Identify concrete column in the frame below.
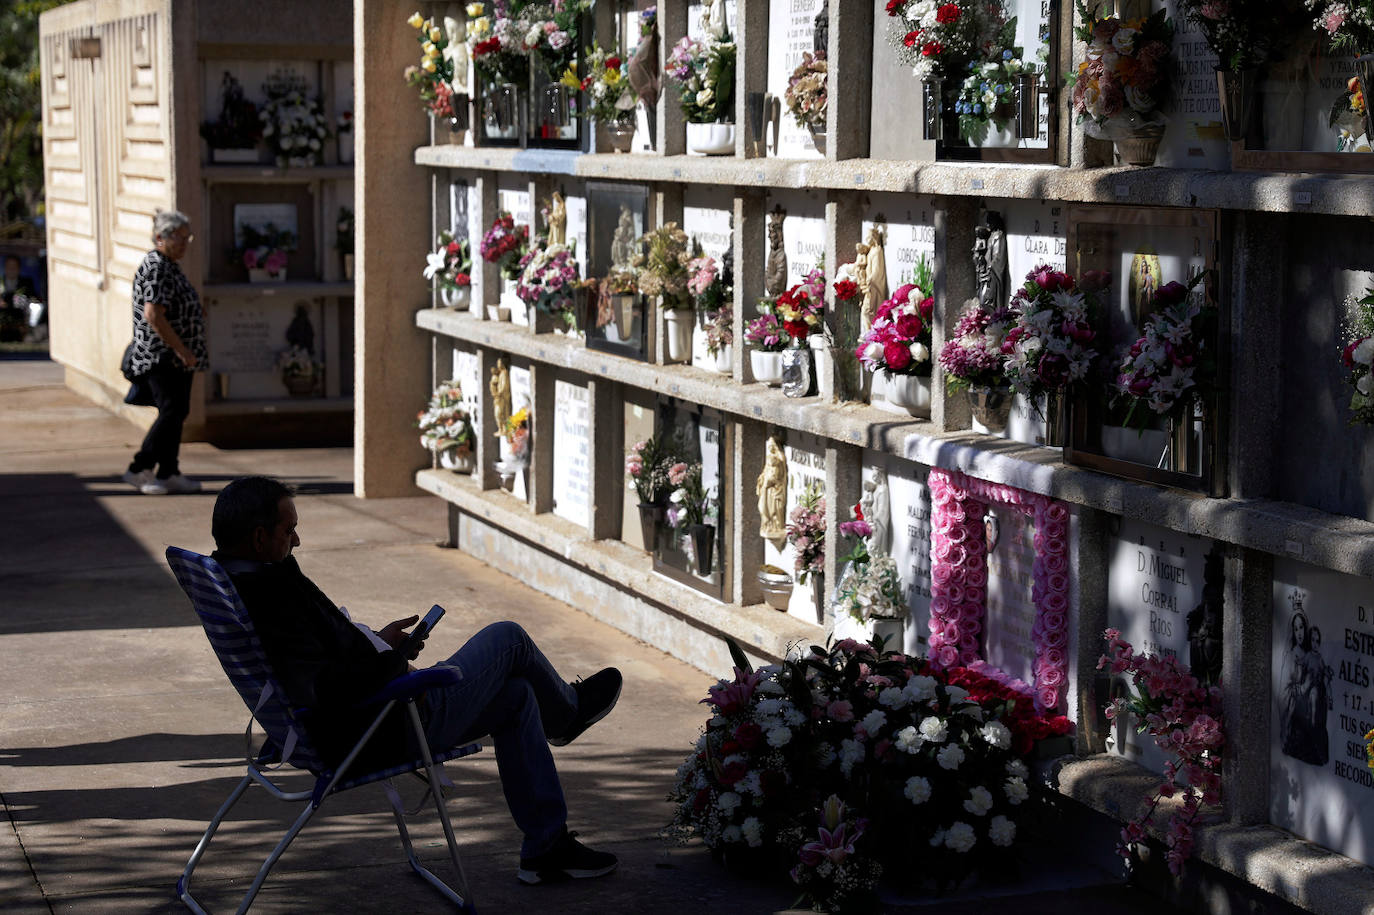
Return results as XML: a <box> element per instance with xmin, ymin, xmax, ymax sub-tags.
<box><xmin>1222</xmin><ymin>546</ymin><xmax>1272</xmax><ymax>826</ymax></box>
<box><xmin>356</xmin><ymin>0</ymin><xmax>435</xmax><ymax>496</ymax></box>
<box><xmin>826</xmin><ymin>0</ymin><xmax>872</xmax><ymax>161</ymax></box>
<box><xmin>1073</xmin><ymin>505</ymin><xmax>1112</xmax><ymax>754</ymax></box>
<box><xmin>1068</xmin><ymin>1</ymin><xmax>1112</xmax><ymax>168</ymax></box>
<box><xmin>474</xmin><ymin>172</ymin><xmax>500</xmax><ymax>317</ymax></box>
<box><xmin>735</xmin><ymin>189</ymin><xmax>766</xmax><ymax>382</ymax></box>
<box><xmin>476</xmin><ymin>346</ymin><xmax>500</xmax><ymax>491</ymax></box>
<box><xmin>529</xmin><ymin>361</ymin><xmax>556</xmax><ymax>513</ymax></box>
<box><xmin>931</xmin><ymin>196</ymin><xmax>977</xmax><ymax>432</ymax></box>
<box><xmin>825</xmin><ymin>191</ymin><xmax>864</xmax><ymax>403</ymax></box>
<box><xmin>656</xmin><ymin>1</ymin><xmax>687</xmax><ymax>156</ymax></box>
<box><xmin>1226</xmin><ymin>211</ymin><xmax>1284</xmax><ymax>500</ymax></box>
<box><xmin>823</xmin><ymin>441</ymin><xmax>863</xmax><ymax>628</ymax></box>
<box><xmin>735</xmin><ymin>0</ymin><xmax>768</xmax><ymax>158</ymax></box>
<box><xmin>587</xmin><ymin>377</ymin><xmax>621</xmax><ymax>540</ymax></box>
<box><xmin>733</xmin><ymin>419</ymin><xmax>768</xmax><ymax>606</ymax></box>
<box><xmin>652</xmin><ymin>183</ymin><xmax>685</xmax><ymax>365</ymax></box>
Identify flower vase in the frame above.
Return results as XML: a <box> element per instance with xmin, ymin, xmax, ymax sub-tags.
<box><xmin>283</xmin><ymin>373</ymin><xmax>315</xmax><ymax>397</ymax></box>
<box><xmin>1215</xmin><ymin>68</ymin><xmax>1258</xmax><ymax>142</ymax></box>
<box><xmin>440</xmin><ymin>285</ymin><xmax>471</xmax><ymax>309</ymax></box>
<box><xmin>486</xmin><ymin>304</ymin><xmax>511</xmax><ymax>322</ymax></box>
<box><xmin>248</xmin><ymin>267</ymin><xmax>287</xmax><ymax>283</ymax></box>
<box><xmin>1115</xmin><ymin>125</ymin><xmax>1165</xmax><ymax>167</ymax></box>
<box><xmin>1042</xmin><ymin>391</ymin><xmax>1067</xmax><ymax>448</ymax></box>
<box><xmin>968</xmin><ymin>384</ymin><xmax>1012</xmax><ymax>434</ymax></box>
<box><xmin>438</xmin><ymin>447</ymin><xmax>474</xmax><ymax>474</ymax></box>
<box><xmin>885</xmin><ymin>373</ymin><xmax>932</xmax><ymax>416</ymax></box>
<box><xmin>483</xmin><ymin>81</ymin><xmax>522</xmax><ymax>142</ymax></box>
<box><xmin>757</xmin><ymin>567</ymin><xmax>793</xmax><ymax>611</ymax></box>
<box><xmin>708</xmin><ymin>344</ymin><xmax>733</xmax><ymax>374</ymax></box>
<box><xmin>807</xmin><ymin>125</ymin><xmax>827</xmax><ymax>155</ymax></box>
<box><xmin>1356</xmin><ymin>54</ymin><xmax>1374</xmax><ymax>143</ymax></box>
<box><xmin>663</xmin><ymin>308</ymin><xmax>694</xmax><ymax>362</ymax></box>
<box><xmin>604</xmin><ymin>121</ymin><xmax>636</xmax><ymax>153</ymax></box>
<box><xmin>921</xmin><ymin>78</ymin><xmax>943</xmax><ymax>141</ymax></box>
<box><xmin>689</xmin><ymin>523</ymin><xmax>716</xmax><ymax>575</ymax></box>
<box><xmin>342</xmin><ymin>254</ymin><xmax>354</xmax><ymax>281</ymax></box>
<box><xmin>537</xmin><ymin>83</ymin><xmax>572</xmax><ymax>137</ymax></box>
<box><xmin>810</xmin><ymin>572</ymin><xmax>826</xmax><ymax>624</ymax></box>
<box><xmin>686</xmin><ymin>121</ymin><xmax>736</xmax><ymax>155</ymax></box>
<box><xmin>613</xmin><ymin>294</ymin><xmax>637</xmax><ymax>339</ymax></box>
<box><xmin>637</xmin><ymin>501</ymin><xmax>663</xmax><ymax>552</ymax></box>
<box><xmin>780</xmin><ymin>343</ymin><xmax>814</xmax><ymax>398</ymax></box>
<box><xmin>750</xmin><ymin>349</ymin><xmax>785</xmax><ymax>386</ymax></box>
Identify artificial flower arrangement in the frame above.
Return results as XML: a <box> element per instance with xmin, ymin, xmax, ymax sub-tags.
<box><xmin>784</xmin><ymin>51</ymin><xmax>828</xmax><ymax>132</ymax></box>
<box><xmin>259</xmin><ymin>69</ymin><xmax>330</xmax><ymax>168</ymax></box>
<box><xmin>423</xmin><ymin>230</ymin><xmax>473</xmax><ymax>291</ymax></box>
<box><xmin>667</xmin><ymin>637</ymin><xmax>1075</xmax><ymax>912</ymax></box>
<box><xmin>664</xmin><ymin>33</ymin><xmax>737</xmax><ymax>123</ymax></box>
<box><xmin>335</xmin><ymin>207</ymin><xmax>354</xmax><ymax>259</ymax></box>
<box><xmin>1176</xmin><ymin>0</ymin><xmax>1282</xmax><ymax>72</ymax></box>
<box><xmin>1340</xmin><ymin>286</ymin><xmax>1374</xmax><ymax>424</ymax></box>
<box><xmin>524</xmin><ymin>0</ymin><xmax>592</xmax><ymax>81</ymax></box>
<box><xmin>574</xmin><ymin>42</ymin><xmax>638</xmax><ymax>127</ymax></box>
<box><xmin>515</xmin><ymin>238</ymin><xmax>581</xmax><ymax>319</ymax></box>
<box><xmin>688</xmin><ymin>252</ymin><xmax>733</xmax><ymax>356</ymax></box>
<box><xmin>200</xmin><ymin>72</ymin><xmax>262</xmax><ymax>152</ymax></box>
<box><xmin>937</xmin><ymin>297</ymin><xmax>1013</xmax><ymax>391</ymax></box>
<box><xmin>886</xmin><ymin>0</ymin><xmax>1006</xmax><ymax>82</ymax></box>
<box><xmin>665</xmin><ymin>460</ymin><xmax>718</xmax><ymax>530</ymax></box>
<box><xmin>502</xmin><ymin>405</ymin><xmax>531</xmax><ymax>461</ymax></box>
<box><xmin>1307</xmin><ymin>0</ymin><xmax>1374</xmax><ymax>55</ymax></box>
<box><xmin>1099</xmin><ymin>630</ymin><xmax>1224</xmax><ymax>877</ymax></box>
<box><xmin>1330</xmin><ymin>76</ymin><xmax>1372</xmax><ymax>151</ymax></box>
<box><xmin>775</xmin><ymin>267</ymin><xmax>827</xmax><ymax>344</ymax></box>
<box><xmin>1068</xmin><ymin>1</ymin><xmax>1174</xmax><ymax>140</ymax></box>
<box><xmin>336</xmin><ymin>110</ymin><xmax>353</xmax><ymax>135</ymax></box>
<box><xmin>405</xmin><ymin>9</ymin><xmax>464</xmax><ymax>118</ymax></box>
<box><xmin>1000</xmin><ymin>266</ymin><xmax>1110</xmax><ymax>403</ymax></box>
<box><xmin>855</xmin><ymin>267</ymin><xmax>936</xmax><ymax>379</ymax></box>
<box><xmin>955</xmin><ymin>44</ymin><xmax>1038</xmax><ymax>144</ymax></box>
<box><xmin>416</xmin><ymin>378</ymin><xmax>475</xmax><ymax>460</ymax></box>
<box><xmin>596</xmin><ymin>266</ymin><xmax>640</xmax><ymax>329</ymax></box>
<box><xmin>833</xmin><ymin>515</ymin><xmax>907</xmax><ymax>625</ymax></box>
<box><xmin>704</xmin><ymin>304</ymin><xmax>734</xmax><ymax>358</ymax></box>
<box><xmin>745</xmin><ymin>303</ymin><xmax>789</xmax><ymax>353</ymax></box>
<box><xmin>785</xmin><ymin>481</ymin><xmax>826</xmax><ymax>585</ymax></box>
<box><xmin>235</xmin><ymin>223</ymin><xmax>297</xmax><ymax>279</ymax></box>
<box><xmin>465</xmin><ymin>1</ymin><xmax>534</xmax><ymax>87</ymax></box>
<box><xmin>634</xmin><ymin>223</ymin><xmax>693</xmax><ymax>310</ymax></box>
<box><xmin>480</xmin><ymin>211</ymin><xmax>531</xmax><ymax>280</ymax></box>
<box><xmin>1112</xmin><ymin>272</ymin><xmax>1215</xmax><ymax>427</ymax></box>
<box><xmin>625</xmin><ymin>434</ymin><xmax>678</xmax><ymax>505</ymax></box>
<box><xmin>277</xmin><ymin>344</ymin><xmax>321</xmax><ymax>381</ymax></box>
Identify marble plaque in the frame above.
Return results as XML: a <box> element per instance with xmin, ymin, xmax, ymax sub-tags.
<box><xmin>1155</xmin><ymin>4</ymin><xmax>1228</xmax><ymax>170</ymax></box>
<box><xmin>451</xmin><ymin>349</ymin><xmax>482</xmax><ymax>424</ymax></box>
<box><xmin>1271</xmin><ymin>560</ymin><xmax>1374</xmax><ymax>866</ymax></box>
<box><xmin>766</xmin><ymin>0</ymin><xmax>825</xmax><ymax>159</ymax></box>
<box><xmin>449</xmin><ymin>180</ymin><xmax>469</xmax><ymax>239</ymax></box>
<box><xmin>1105</xmin><ymin>518</ymin><xmax>1215</xmax><ymax>773</ymax></box>
<box><xmin>209</xmin><ymin>299</ymin><xmax>326</xmax><ymax>400</ymax></box>
<box><xmin>998</xmin><ymin>199</ymin><xmax>1069</xmax><ymax>444</ymax></box>
<box><xmin>764</xmin><ymin>189</ymin><xmax>826</xmax><ymax>289</ymax></box>
<box><xmin>497</xmin><ymin>188</ymin><xmax>533</xmax><ymax>321</ymax></box>
<box><xmin>684</xmin><ymin>198</ymin><xmax>733</xmax><ymax>368</ymax></box>
<box><xmin>566</xmin><ymin>193</ymin><xmax>588</xmax><ymax>279</ymax></box>
<box><xmin>552</xmin><ymin>380</ymin><xmax>591</xmax><ymax>527</ymax></box>
<box><xmin>761</xmin><ymin>431</ymin><xmax>825</xmax><ymax>624</ymax></box>
<box><xmin>984</xmin><ymin>505</ymin><xmax>1039</xmax><ymax>688</ymax></box>
<box><xmin>510</xmin><ymin>364</ymin><xmax>531</xmax><ymax>414</ymax></box>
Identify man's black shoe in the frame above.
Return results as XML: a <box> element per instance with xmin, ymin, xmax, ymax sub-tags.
<box><xmin>516</xmin><ymin>829</ymin><xmax>618</xmax><ymax>884</ymax></box>
<box><xmin>548</xmin><ymin>667</ymin><xmax>622</xmax><ymax>747</ymax></box>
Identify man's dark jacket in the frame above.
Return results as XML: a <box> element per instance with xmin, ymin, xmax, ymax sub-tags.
<box><xmin>221</xmin><ymin>555</ymin><xmax>412</xmax><ymax>771</ymax></box>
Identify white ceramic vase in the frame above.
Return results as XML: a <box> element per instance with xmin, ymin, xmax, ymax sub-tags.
<box><xmin>750</xmin><ymin>349</ymin><xmax>784</xmax><ymax>386</ymax></box>
<box><xmin>664</xmin><ymin>308</ymin><xmax>693</xmax><ymax>362</ymax></box>
<box><xmin>686</xmin><ymin>121</ymin><xmax>736</xmax><ymax>156</ymax></box>
<box><xmin>885</xmin><ymin>373</ymin><xmax>932</xmax><ymax>416</ymax></box>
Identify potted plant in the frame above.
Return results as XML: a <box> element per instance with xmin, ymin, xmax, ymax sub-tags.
<box><xmin>664</xmin><ymin>459</ymin><xmax>718</xmax><ymax>575</ymax></box>
<box><xmin>236</xmin><ymin>223</ymin><xmax>297</xmax><ymax>283</ymax></box>
<box><xmin>200</xmin><ymin>72</ymin><xmax>262</xmax><ymax>162</ymax></box>
<box><xmin>665</xmin><ymin>31</ymin><xmax>737</xmax><ymax>155</ymax></box>
<box><xmin>855</xmin><ymin>279</ymin><xmax>935</xmax><ymax>416</ymax></box>
<box><xmin>1171</xmin><ymin>0</ymin><xmax>1281</xmax><ymax>141</ymax></box>
<box><xmin>745</xmin><ymin>305</ymin><xmax>789</xmax><ymax>385</ymax></box>
<box><xmin>1067</xmin><ymin>1</ymin><xmax>1174</xmax><ymax>166</ymax></box>
<box><xmin>405</xmin><ymin>9</ymin><xmax>469</xmax><ymax>133</ymax></box>
<box><xmin>335</xmin><ymin>207</ymin><xmax>354</xmax><ymax>281</ymax></box>
<box><xmin>259</xmin><ymin>69</ymin><xmax>330</xmax><ymax>169</ymax></box>
<box><xmin>578</xmin><ymin>42</ymin><xmax>639</xmax><ymax>152</ymax></box>
<box><xmin>784</xmin><ymin>51</ymin><xmax>828</xmax><ymax>153</ymax></box>
<box><xmin>465</xmin><ymin>2</ymin><xmax>533</xmax><ymax>143</ymax></box>
<box><xmin>634</xmin><ymin>223</ymin><xmax>694</xmax><ymax>361</ymax></box>
<box><xmin>417</xmin><ymin>378</ymin><xmax>475</xmax><ymax>473</ymax></box>
<box><xmin>277</xmin><ymin>345</ymin><xmax>321</xmax><ymax>397</ymax></box>
<box><xmin>938</xmin><ymin>297</ymin><xmax>1014</xmax><ymax>434</ymax></box>
<box><xmin>424</xmin><ymin>230</ymin><xmax>473</xmax><ymax>309</ymax></box>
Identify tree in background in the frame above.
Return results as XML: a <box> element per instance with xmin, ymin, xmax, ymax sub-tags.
<box><xmin>0</xmin><ymin>1</ymin><xmax>74</xmax><ymax>223</ymax></box>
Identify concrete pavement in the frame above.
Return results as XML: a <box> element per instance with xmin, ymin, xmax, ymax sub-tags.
<box><xmin>0</xmin><ymin>357</ymin><xmax>1175</xmax><ymax>914</ymax></box>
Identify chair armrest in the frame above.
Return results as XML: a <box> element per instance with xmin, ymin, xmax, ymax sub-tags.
<box><xmin>356</xmin><ymin>667</ymin><xmax>461</xmax><ymax>708</ymax></box>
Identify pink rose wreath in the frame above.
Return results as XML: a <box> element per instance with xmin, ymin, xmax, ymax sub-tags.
<box><xmin>927</xmin><ymin>467</ymin><xmax>1072</xmax><ymax>713</ymax></box>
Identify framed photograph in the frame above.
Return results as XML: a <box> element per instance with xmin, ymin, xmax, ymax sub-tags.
<box><xmin>585</xmin><ymin>181</ymin><xmax>651</xmax><ymax>360</ymax></box>
<box><xmin>527</xmin><ymin>64</ymin><xmax>584</xmax><ymax>150</ymax></box>
<box><xmin>1063</xmin><ymin>205</ymin><xmax>1224</xmax><ymax>494</ymax></box>
<box><xmin>652</xmin><ymin>398</ymin><xmax>730</xmax><ymax>602</ymax></box>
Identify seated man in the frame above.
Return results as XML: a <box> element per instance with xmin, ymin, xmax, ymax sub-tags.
<box><xmin>210</xmin><ymin>476</ymin><xmax>621</xmax><ymax>885</ymax></box>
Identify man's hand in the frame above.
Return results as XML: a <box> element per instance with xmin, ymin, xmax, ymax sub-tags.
<box><xmin>377</xmin><ymin>615</ymin><xmax>425</xmax><ymax>660</ymax></box>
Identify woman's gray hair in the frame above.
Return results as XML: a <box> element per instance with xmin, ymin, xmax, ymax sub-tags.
<box><xmin>152</xmin><ymin>208</ymin><xmax>191</xmax><ymax>240</ymax></box>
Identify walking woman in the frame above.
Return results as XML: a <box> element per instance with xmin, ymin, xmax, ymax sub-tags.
<box><xmin>122</xmin><ymin>209</ymin><xmax>207</xmax><ymax>495</ymax></box>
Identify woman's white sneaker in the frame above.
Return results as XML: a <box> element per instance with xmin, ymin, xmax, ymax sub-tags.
<box><xmin>159</xmin><ymin>474</ymin><xmax>202</xmax><ymax>494</ymax></box>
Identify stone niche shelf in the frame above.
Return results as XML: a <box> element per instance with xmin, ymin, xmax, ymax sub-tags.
<box><xmin>415</xmin><ymin>467</ymin><xmax>822</xmax><ymax>669</ymax></box>
<box><xmin>417</xmin><ymin>308</ymin><xmax>1374</xmax><ymax>580</ymax></box>
<box><xmin>414</xmin><ymin>146</ymin><xmax>1374</xmax><ymax>219</ymax></box>
<box><xmin>1056</xmin><ymin>755</ymin><xmax>1374</xmax><ymax>915</ymax></box>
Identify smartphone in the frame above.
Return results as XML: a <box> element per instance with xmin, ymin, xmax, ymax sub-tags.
<box><xmin>401</xmin><ymin>604</ymin><xmax>445</xmax><ymax>654</ymax></box>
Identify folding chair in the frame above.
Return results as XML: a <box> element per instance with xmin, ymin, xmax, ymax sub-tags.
<box><xmin>166</xmin><ymin>546</ymin><xmax>482</xmax><ymax>914</ymax></box>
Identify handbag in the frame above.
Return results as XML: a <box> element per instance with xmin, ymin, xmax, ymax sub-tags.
<box><xmin>120</xmin><ymin>341</ymin><xmax>139</xmax><ymax>382</ymax></box>
<box><xmin>120</xmin><ymin>342</ymin><xmax>156</xmax><ymax>406</ymax></box>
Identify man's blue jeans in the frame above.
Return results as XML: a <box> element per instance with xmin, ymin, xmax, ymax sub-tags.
<box><xmin>420</xmin><ymin>621</ymin><xmax>577</xmax><ymax>857</ymax></box>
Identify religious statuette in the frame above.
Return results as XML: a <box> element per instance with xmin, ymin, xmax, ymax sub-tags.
<box><xmin>547</xmin><ymin>191</ymin><xmax>567</xmax><ymax>247</ymax></box>
<box><xmin>765</xmin><ymin>206</ymin><xmax>788</xmax><ymax>297</ymax></box>
<box><xmin>861</xmin><ymin>226</ymin><xmax>889</xmax><ymax>331</ymax></box>
<box><xmin>860</xmin><ymin>469</ymin><xmax>891</xmax><ymax>558</ymax></box>
<box><xmin>489</xmin><ymin>358</ymin><xmax>511</xmax><ymax>434</ymax></box>
<box><xmin>757</xmin><ymin>435</ymin><xmax>788</xmax><ymax>540</ymax></box>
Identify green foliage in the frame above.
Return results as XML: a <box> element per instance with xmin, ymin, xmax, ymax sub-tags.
<box><xmin>1</xmin><ymin>1</ymin><xmax>75</xmax><ymax>222</ymax></box>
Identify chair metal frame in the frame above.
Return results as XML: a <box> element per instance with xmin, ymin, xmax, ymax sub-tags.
<box><xmin>166</xmin><ymin>546</ymin><xmax>482</xmax><ymax>914</ymax></box>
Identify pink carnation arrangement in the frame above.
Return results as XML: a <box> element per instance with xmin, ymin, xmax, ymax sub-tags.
<box><xmin>1001</xmin><ymin>266</ymin><xmax>1110</xmax><ymax>401</ymax></box>
<box><xmin>938</xmin><ymin>299</ymin><xmax>1013</xmax><ymax>390</ymax></box>
<box><xmin>745</xmin><ymin>308</ymin><xmax>788</xmax><ymax>353</ymax></box>
<box><xmin>855</xmin><ymin>282</ymin><xmax>935</xmax><ymax>378</ymax></box>
<box><xmin>785</xmin><ymin>483</ymin><xmax>826</xmax><ymax>584</ymax></box>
